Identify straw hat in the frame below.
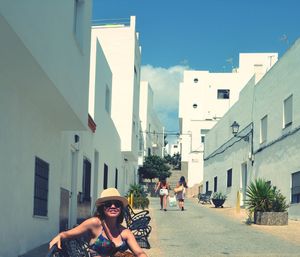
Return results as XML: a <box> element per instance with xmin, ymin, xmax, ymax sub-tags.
<box><xmin>95</xmin><ymin>188</ymin><xmax>128</xmax><ymax>207</ymax></box>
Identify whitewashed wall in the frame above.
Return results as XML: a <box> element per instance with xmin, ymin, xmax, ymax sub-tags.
<box><xmin>139</xmin><ymin>81</ymin><xmax>164</xmax><ymax>163</ymax></box>
<box><xmin>204</xmin><ymin>39</ymin><xmax>300</xmax><ymax>219</ymax></box>
<box><xmin>179</xmin><ymin>53</ymin><xmax>277</xmax><ymax>187</ymax></box>
<box><xmin>0</xmin><ymin>1</ymin><xmax>92</xmax><ymax>256</ymax></box>
<box><xmin>92</xmin><ymin>16</ymin><xmax>141</xmax><ymax>161</ymax></box>
<box><xmin>0</xmin><ymin>0</ymin><xmax>91</xmax><ymax>127</ymax></box>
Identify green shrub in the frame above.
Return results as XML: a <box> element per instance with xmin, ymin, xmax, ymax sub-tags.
<box><xmin>127</xmin><ymin>184</ymin><xmax>149</xmax><ymax>209</ymax></box>
<box><xmin>246</xmin><ymin>178</ymin><xmax>288</xmax><ymax>213</ymax></box>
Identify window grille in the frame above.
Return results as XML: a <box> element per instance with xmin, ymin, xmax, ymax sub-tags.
<box><xmin>227</xmin><ymin>169</ymin><xmax>232</xmax><ymax>187</ymax></box>
<box><xmin>33</xmin><ymin>157</ymin><xmax>49</xmax><ymax>216</ymax></box>
<box><xmin>115</xmin><ymin>169</ymin><xmax>118</xmax><ymax>188</ymax></box>
<box><xmin>82</xmin><ymin>159</ymin><xmax>91</xmax><ymax>201</ymax></box>
<box><xmin>214</xmin><ymin>176</ymin><xmax>218</xmax><ymax>192</ymax></box>
<box><xmin>103</xmin><ymin>164</ymin><xmax>108</xmax><ymax>189</ymax></box>
<box><xmin>292</xmin><ymin>171</ymin><xmax>300</xmax><ymax>203</ymax></box>
<box><xmin>283</xmin><ymin>94</ymin><xmax>293</xmax><ymax>128</ymax></box>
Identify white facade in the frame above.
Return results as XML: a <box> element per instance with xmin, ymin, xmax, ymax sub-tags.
<box><xmin>203</xmin><ymin>39</ymin><xmax>300</xmax><ymax>220</ymax></box>
<box><xmin>0</xmin><ymin>1</ymin><xmax>92</xmax><ymax>256</ymax></box>
<box><xmin>91</xmin><ymin>16</ymin><xmax>141</xmax><ymax>184</ymax></box>
<box><xmin>88</xmin><ymin>27</ymin><xmax>126</xmax><ymax>195</ymax></box>
<box><xmin>168</xmin><ymin>143</ymin><xmax>181</xmax><ymax>157</ymax></box>
<box><xmin>139</xmin><ymin>81</ymin><xmax>164</xmax><ymax>166</ymax></box>
<box><xmin>179</xmin><ymin>53</ymin><xmax>278</xmax><ymax>187</ymax></box>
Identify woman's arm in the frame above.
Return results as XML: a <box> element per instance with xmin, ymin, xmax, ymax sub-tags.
<box><xmin>123</xmin><ymin>229</ymin><xmax>148</xmax><ymax>257</ymax></box>
<box><xmin>155</xmin><ymin>182</ymin><xmax>160</xmax><ymax>192</ymax></box>
<box><xmin>49</xmin><ymin>217</ymin><xmax>98</xmax><ymax>249</ymax></box>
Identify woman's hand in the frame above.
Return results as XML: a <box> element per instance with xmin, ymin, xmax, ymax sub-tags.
<box><xmin>49</xmin><ymin>233</ymin><xmax>64</xmax><ymax>250</ymax></box>
<box><xmin>123</xmin><ymin>229</ymin><xmax>148</xmax><ymax>257</ymax></box>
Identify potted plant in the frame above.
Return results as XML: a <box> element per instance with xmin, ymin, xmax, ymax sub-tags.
<box><xmin>211</xmin><ymin>192</ymin><xmax>227</xmax><ymax>208</ymax></box>
<box><xmin>245</xmin><ymin>178</ymin><xmax>289</xmax><ymax>225</ymax></box>
<box><xmin>127</xmin><ymin>184</ymin><xmax>150</xmax><ymax>209</ymax></box>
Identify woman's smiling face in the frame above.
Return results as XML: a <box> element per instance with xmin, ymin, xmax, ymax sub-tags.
<box><xmin>103</xmin><ymin>200</ymin><xmax>122</xmax><ymax>217</ymax></box>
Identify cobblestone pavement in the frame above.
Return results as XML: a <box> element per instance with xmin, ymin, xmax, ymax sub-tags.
<box><xmin>145</xmin><ymin>197</ymin><xmax>300</xmax><ymax>257</ymax></box>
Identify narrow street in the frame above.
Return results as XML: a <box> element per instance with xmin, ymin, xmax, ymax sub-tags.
<box><xmin>146</xmin><ymin>197</ymin><xmax>300</xmax><ymax>257</ymax></box>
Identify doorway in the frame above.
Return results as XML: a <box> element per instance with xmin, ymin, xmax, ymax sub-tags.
<box><xmin>59</xmin><ymin>188</ymin><xmax>70</xmax><ymax>232</ymax></box>
<box><xmin>240</xmin><ymin>162</ymin><xmax>248</xmax><ymax>206</ymax></box>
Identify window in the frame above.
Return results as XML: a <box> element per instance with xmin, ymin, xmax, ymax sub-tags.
<box><xmin>217</xmin><ymin>89</ymin><xmax>230</xmax><ymax>99</ymax></box>
<box><xmin>283</xmin><ymin>95</ymin><xmax>293</xmax><ymax>128</ymax></box>
<box><xmin>200</xmin><ymin>129</ymin><xmax>209</xmax><ymax>144</ymax></box>
<box><xmin>194</xmin><ymin>78</ymin><xmax>199</xmax><ymax>83</ymax></box>
<box><xmin>115</xmin><ymin>169</ymin><xmax>118</xmax><ymax>189</ymax></box>
<box><xmin>227</xmin><ymin>169</ymin><xmax>232</xmax><ymax>187</ymax></box>
<box><xmin>105</xmin><ymin>85</ymin><xmax>111</xmax><ymax>114</ymax></box>
<box><xmin>260</xmin><ymin>115</ymin><xmax>268</xmax><ymax>143</ymax></box>
<box><xmin>33</xmin><ymin>157</ymin><xmax>49</xmax><ymax>216</ymax></box>
<box><xmin>214</xmin><ymin>176</ymin><xmax>218</xmax><ymax>192</ymax></box>
<box><xmin>201</xmin><ymin>136</ymin><xmax>205</xmax><ymax>143</ymax></box>
<box><xmin>73</xmin><ymin>0</ymin><xmax>84</xmax><ymax>49</ymax></box>
<box><xmin>103</xmin><ymin>164</ymin><xmax>108</xmax><ymax>189</ymax></box>
<box><xmin>205</xmin><ymin>181</ymin><xmax>209</xmax><ymax>192</ymax></box>
<box><xmin>82</xmin><ymin>159</ymin><xmax>91</xmax><ymax>201</ymax></box>
<box><xmin>134</xmin><ymin>66</ymin><xmax>137</xmax><ymax>76</ymax></box>
<box><xmin>291</xmin><ymin>171</ymin><xmax>300</xmax><ymax>203</ymax></box>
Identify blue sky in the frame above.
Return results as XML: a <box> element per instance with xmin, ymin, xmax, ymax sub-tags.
<box><xmin>92</xmin><ymin>0</ymin><xmax>300</xmax><ymax>140</ymax></box>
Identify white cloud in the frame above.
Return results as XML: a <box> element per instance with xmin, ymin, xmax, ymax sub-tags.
<box><xmin>141</xmin><ymin>64</ymin><xmax>188</xmax><ymax>136</ymax></box>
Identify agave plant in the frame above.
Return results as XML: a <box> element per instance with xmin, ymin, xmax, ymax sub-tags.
<box><xmin>245</xmin><ymin>178</ymin><xmax>288</xmax><ymax>213</ymax></box>
<box><xmin>212</xmin><ymin>192</ymin><xmax>227</xmax><ymax>200</ymax></box>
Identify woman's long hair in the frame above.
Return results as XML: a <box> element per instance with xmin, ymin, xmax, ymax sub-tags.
<box><xmin>179</xmin><ymin>176</ymin><xmax>187</xmax><ymax>188</ymax></box>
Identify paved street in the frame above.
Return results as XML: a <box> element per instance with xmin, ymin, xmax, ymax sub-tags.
<box><xmin>146</xmin><ymin>197</ymin><xmax>300</xmax><ymax>257</ymax></box>
<box><xmin>21</xmin><ymin>197</ymin><xmax>300</xmax><ymax>257</ymax></box>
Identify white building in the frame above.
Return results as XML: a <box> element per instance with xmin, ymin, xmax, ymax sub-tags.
<box><xmin>139</xmin><ymin>81</ymin><xmax>164</xmax><ymax>165</ymax></box>
<box><xmin>179</xmin><ymin>53</ymin><xmax>278</xmax><ymax>188</ymax></box>
<box><xmin>91</xmin><ymin>16</ymin><xmax>142</xmax><ymax>187</ymax></box>
<box><xmin>0</xmin><ymin>1</ymin><xmax>92</xmax><ymax>256</ymax></box>
<box><xmin>168</xmin><ymin>143</ymin><xmax>181</xmax><ymax>157</ymax></box>
<box><xmin>203</xmin><ymin>39</ymin><xmax>300</xmax><ymax>220</ymax></box>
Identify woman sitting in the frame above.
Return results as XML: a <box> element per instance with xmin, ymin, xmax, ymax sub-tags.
<box><xmin>49</xmin><ymin>188</ymin><xmax>148</xmax><ymax>257</ymax></box>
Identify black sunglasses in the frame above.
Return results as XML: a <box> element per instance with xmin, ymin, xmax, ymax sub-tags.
<box><xmin>103</xmin><ymin>200</ymin><xmax>122</xmax><ymax>208</ymax></box>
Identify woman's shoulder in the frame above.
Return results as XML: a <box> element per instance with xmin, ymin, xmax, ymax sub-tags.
<box><xmin>85</xmin><ymin>217</ymin><xmax>101</xmax><ymax>227</ymax></box>
<box><xmin>120</xmin><ymin>226</ymin><xmax>131</xmax><ymax>238</ymax></box>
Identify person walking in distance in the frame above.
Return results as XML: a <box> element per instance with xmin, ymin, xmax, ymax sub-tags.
<box><xmin>155</xmin><ymin>177</ymin><xmax>169</xmax><ymax>211</ymax></box>
<box><xmin>175</xmin><ymin>176</ymin><xmax>188</xmax><ymax>211</ymax></box>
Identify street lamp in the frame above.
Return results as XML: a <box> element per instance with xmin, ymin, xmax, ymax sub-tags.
<box><xmin>231</xmin><ymin>121</ymin><xmax>249</xmax><ymax>141</ymax></box>
<box><xmin>231</xmin><ymin>121</ymin><xmax>240</xmax><ymax>137</ymax></box>
<box><xmin>231</xmin><ymin>121</ymin><xmax>254</xmax><ymax>165</ymax></box>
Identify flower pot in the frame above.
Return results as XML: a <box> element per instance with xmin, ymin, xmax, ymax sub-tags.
<box><xmin>254</xmin><ymin>211</ymin><xmax>288</xmax><ymax>225</ymax></box>
<box><xmin>212</xmin><ymin>198</ymin><xmax>225</xmax><ymax>208</ymax></box>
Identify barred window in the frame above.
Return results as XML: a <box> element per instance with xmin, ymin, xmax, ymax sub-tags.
<box><xmin>283</xmin><ymin>94</ymin><xmax>293</xmax><ymax>128</ymax></box>
<box><xmin>82</xmin><ymin>159</ymin><xmax>91</xmax><ymax>201</ymax></box>
<box><xmin>291</xmin><ymin>171</ymin><xmax>300</xmax><ymax>203</ymax></box>
<box><xmin>103</xmin><ymin>164</ymin><xmax>108</xmax><ymax>189</ymax></box>
<box><xmin>205</xmin><ymin>181</ymin><xmax>209</xmax><ymax>192</ymax></box>
<box><xmin>227</xmin><ymin>169</ymin><xmax>232</xmax><ymax>187</ymax></box>
<box><xmin>33</xmin><ymin>157</ymin><xmax>49</xmax><ymax>216</ymax></box>
<box><xmin>115</xmin><ymin>169</ymin><xmax>118</xmax><ymax>189</ymax></box>
<box><xmin>214</xmin><ymin>176</ymin><xmax>218</xmax><ymax>192</ymax></box>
